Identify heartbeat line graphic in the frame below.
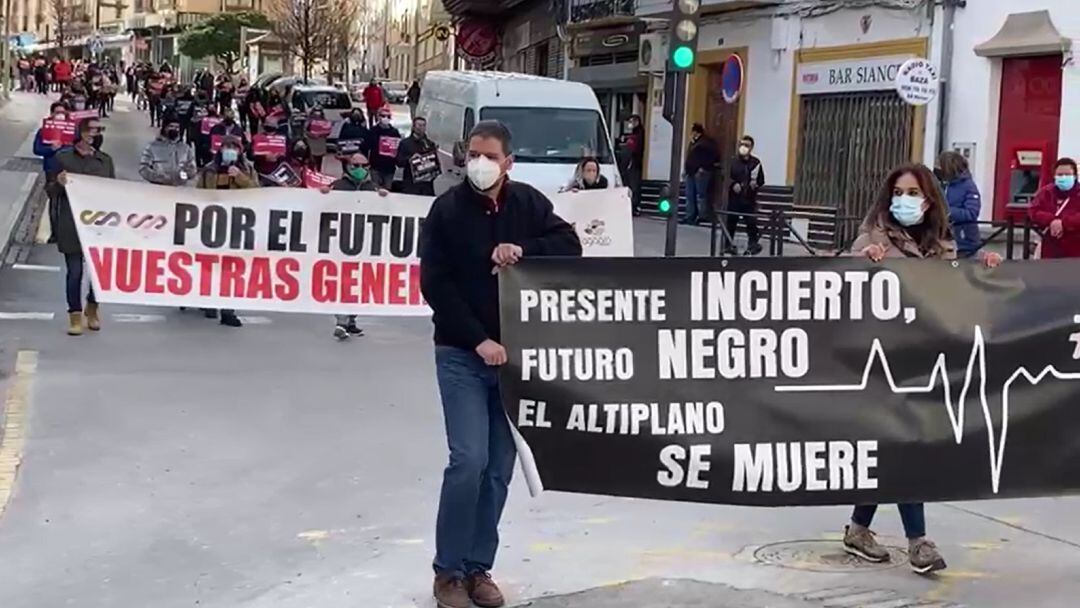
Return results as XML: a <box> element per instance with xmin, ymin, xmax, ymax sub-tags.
<box><xmin>774</xmin><ymin>325</ymin><xmax>1080</xmax><ymax>494</ymax></box>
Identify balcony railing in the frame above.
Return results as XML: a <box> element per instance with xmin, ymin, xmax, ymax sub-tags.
<box><xmin>569</xmin><ymin>0</ymin><xmax>636</xmax><ymax>24</ymax></box>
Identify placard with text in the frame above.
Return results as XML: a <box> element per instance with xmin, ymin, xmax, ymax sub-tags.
<box><xmin>499</xmin><ymin>257</ymin><xmax>1080</xmax><ymax>506</ymax></box>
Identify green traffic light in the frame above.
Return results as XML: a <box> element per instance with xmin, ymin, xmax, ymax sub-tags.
<box><xmin>673</xmin><ymin>46</ymin><xmax>695</xmax><ymax>69</ymax></box>
<box><xmin>658</xmin><ymin>199</ymin><xmax>672</xmax><ymax>214</ymax></box>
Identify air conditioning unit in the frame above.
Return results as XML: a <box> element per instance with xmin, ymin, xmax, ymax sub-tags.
<box><xmin>638</xmin><ymin>33</ymin><xmax>667</xmax><ymax>73</ymax></box>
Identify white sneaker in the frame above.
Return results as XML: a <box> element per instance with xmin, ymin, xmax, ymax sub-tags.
<box><xmin>333</xmin><ymin>325</ymin><xmax>349</xmax><ymax>340</ymax></box>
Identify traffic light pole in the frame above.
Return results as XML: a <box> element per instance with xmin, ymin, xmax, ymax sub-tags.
<box><xmin>663</xmin><ymin>70</ymin><xmax>687</xmax><ymax>257</ymax></box>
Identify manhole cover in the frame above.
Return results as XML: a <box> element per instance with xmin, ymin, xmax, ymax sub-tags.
<box><xmin>753</xmin><ymin>540</ymin><xmax>906</xmax><ymax>572</ymax></box>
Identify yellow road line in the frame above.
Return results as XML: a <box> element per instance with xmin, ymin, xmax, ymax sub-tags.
<box><xmin>0</xmin><ymin>351</ymin><xmax>38</xmax><ymax>519</ymax></box>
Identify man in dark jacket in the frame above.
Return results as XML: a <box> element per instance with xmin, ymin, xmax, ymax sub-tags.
<box><xmin>396</xmin><ymin>116</ymin><xmax>440</xmax><ymax>195</ymax></box>
<box><xmin>727</xmin><ymin>134</ymin><xmax>765</xmax><ymax>255</ymax></box>
<box><xmin>368</xmin><ymin>107</ymin><xmax>402</xmax><ymax>189</ymax></box>
<box><xmin>421</xmin><ymin>120</ymin><xmax>581</xmax><ymax>608</ymax></box>
<box><xmin>331</xmin><ymin>108</ymin><xmax>371</xmax><ymax>173</ymax></box>
<box><xmin>683</xmin><ymin>123</ymin><xmax>719</xmax><ymax>225</ymax></box>
<box><xmin>406</xmin><ymin>80</ymin><xmax>421</xmax><ymax>120</ymax></box>
<box><xmin>318</xmin><ymin>153</ymin><xmax>389</xmax><ymax>340</ymax></box>
<box><xmin>51</xmin><ymin>117</ymin><xmax>116</xmax><ymax>336</ymax></box>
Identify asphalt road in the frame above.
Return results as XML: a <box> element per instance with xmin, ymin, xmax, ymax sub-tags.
<box><xmin>0</xmin><ymin>91</ymin><xmax>1079</xmax><ymax>608</ymax></box>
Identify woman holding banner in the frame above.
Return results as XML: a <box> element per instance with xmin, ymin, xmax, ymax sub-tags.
<box><xmin>195</xmin><ymin>135</ymin><xmax>258</xmax><ymax>328</ymax></box>
<box><xmin>1029</xmin><ymin>158</ymin><xmax>1080</xmax><ymax>259</ymax></box>
<box><xmin>845</xmin><ymin>163</ymin><xmax>1002</xmax><ymax>575</ymax></box>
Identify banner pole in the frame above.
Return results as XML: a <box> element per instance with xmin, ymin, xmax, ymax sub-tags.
<box><xmin>663</xmin><ymin>70</ymin><xmax>687</xmax><ymax>258</ymax></box>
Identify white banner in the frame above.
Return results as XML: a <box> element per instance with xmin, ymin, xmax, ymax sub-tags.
<box><xmin>66</xmin><ymin>176</ymin><xmax>635</xmax><ymax>315</ymax></box>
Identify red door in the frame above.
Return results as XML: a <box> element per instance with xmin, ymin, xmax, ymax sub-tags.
<box><xmin>993</xmin><ymin>55</ymin><xmax>1063</xmax><ymax>220</ymax></box>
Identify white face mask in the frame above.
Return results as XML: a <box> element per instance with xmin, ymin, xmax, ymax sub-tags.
<box><xmin>467</xmin><ymin>156</ymin><xmax>503</xmax><ymax>192</ymax></box>
<box><xmin>738</xmin><ymin>145</ymin><xmax>751</xmax><ymax>156</ymax></box>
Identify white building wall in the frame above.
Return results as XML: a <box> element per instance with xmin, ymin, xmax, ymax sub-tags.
<box><xmin>945</xmin><ymin>2</ymin><xmax>1078</xmax><ymax>220</ymax></box>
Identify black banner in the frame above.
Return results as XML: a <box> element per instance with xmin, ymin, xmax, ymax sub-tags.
<box><xmin>499</xmin><ymin>257</ymin><xmax>1080</xmax><ymax>506</ymax></box>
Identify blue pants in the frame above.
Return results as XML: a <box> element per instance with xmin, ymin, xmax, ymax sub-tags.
<box><xmin>433</xmin><ymin>346</ymin><xmax>517</xmax><ymax>578</ymax></box>
<box><xmin>683</xmin><ymin>170</ymin><xmax>712</xmax><ymax>224</ymax></box>
<box><xmin>852</xmin><ymin>503</ymin><xmax>926</xmax><ymax>539</ymax></box>
<box><xmin>64</xmin><ymin>252</ymin><xmax>96</xmax><ymax>313</ymax></box>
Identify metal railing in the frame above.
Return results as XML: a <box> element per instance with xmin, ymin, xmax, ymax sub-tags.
<box><xmin>569</xmin><ymin>0</ymin><xmax>637</xmax><ymax>23</ymax></box>
<box><xmin>705</xmin><ymin>209</ymin><xmax>1042</xmax><ymax>260</ymax></box>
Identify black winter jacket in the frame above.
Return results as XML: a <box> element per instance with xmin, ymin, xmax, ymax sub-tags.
<box><xmin>420</xmin><ymin>180</ymin><xmax>582</xmax><ymax>350</ymax></box>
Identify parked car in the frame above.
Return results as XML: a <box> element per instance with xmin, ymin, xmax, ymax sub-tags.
<box><xmin>381</xmin><ymin>80</ymin><xmax>409</xmax><ymax>104</ymax></box>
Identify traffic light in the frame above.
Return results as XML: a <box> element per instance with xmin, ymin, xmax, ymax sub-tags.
<box><xmin>668</xmin><ymin>0</ymin><xmax>702</xmax><ymax>72</ymax></box>
<box><xmin>658</xmin><ymin>184</ymin><xmax>674</xmax><ymax>215</ymax></box>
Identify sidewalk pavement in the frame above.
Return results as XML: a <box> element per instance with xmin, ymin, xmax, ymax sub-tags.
<box><xmin>0</xmin><ymin>92</ymin><xmax>55</xmax><ymax>264</ymax></box>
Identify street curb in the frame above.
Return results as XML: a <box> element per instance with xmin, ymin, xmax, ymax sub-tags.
<box><xmin>0</xmin><ymin>171</ymin><xmax>43</xmax><ymax>266</ymax></box>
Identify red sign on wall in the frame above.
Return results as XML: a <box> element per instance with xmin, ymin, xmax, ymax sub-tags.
<box><xmin>457</xmin><ymin>20</ymin><xmax>498</xmax><ymax>60</ymax></box>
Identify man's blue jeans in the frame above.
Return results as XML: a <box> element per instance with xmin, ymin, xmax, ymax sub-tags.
<box><xmin>433</xmin><ymin>345</ymin><xmax>517</xmax><ymax>578</ymax></box>
<box><xmin>64</xmin><ymin>252</ymin><xmax>96</xmax><ymax>313</ymax></box>
<box><xmin>683</xmin><ymin>170</ymin><xmax>712</xmax><ymax>224</ymax></box>
<box><xmin>852</xmin><ymin>503</ymin><xmax>926</xmax><ymax>539</ymax></box>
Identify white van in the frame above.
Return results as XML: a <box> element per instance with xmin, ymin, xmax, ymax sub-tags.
<box><xmin>417</xmin><ymin>71</ymin><xmax>620</xmax><ymax>193</ymax></box>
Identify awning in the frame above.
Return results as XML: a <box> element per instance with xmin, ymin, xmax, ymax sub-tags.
<box><xmin>975</xmin><ymin>10</ymin><xmax>1072</xmax><ymax>58</ymax></box>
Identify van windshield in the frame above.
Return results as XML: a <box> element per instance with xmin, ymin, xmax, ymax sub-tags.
<box><xmin>479</xmin><ymin>107</ymin><xmax>613</xmax><ymax>164</ymax></box>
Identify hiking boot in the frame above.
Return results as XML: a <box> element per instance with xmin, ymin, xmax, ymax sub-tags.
<box><xmin>220</xmin><ymin>312</ymin><xmax>243</xmax><ymax>328</ymax></box>
<box><xmin>909</xmin><ymin>538</ymin><xmax>947</xmax><ymax>574</ymax></box>
<box><xmin>345</xmin><ymin>323</ymin><xmax>364</xmax><ymax>336</ymax></box>
<box><xmin>433</xmin><ymin>574</ymin><xmax>470</xmax><ymax>608</ymax></box>
<box><xmin>843</xmin><ymin>524</ymin><xmax>890</xmax><ymax>563</ymax></box>
<box><xmin>466</xmin><ymin>571</ymin><xmax>506</xmax><ymax>608</ymax></box>
<box><xmin>333</xmin><ymin>325</ymin><xmax>349</xmax><ymax>341</ymax></box>
<box><xmin>85</xmin><ymin>302</ymin><xmax>101</xmax><ymax>331</ymax></box>
<box><xmin>67</xmin><ymin>312</ymin><xmax>84</xmax><ymax>336</ymax></box>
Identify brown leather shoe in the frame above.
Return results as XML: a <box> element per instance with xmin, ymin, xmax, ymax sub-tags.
<box><xmin>433</xmin><ymin>574</ymin><xmax>470</xmax><ymax>608</ymax></box>
<box><xmin>466</xmin><ymin>571</ymin><xmax>506</xmax><ymax>608</ymax></box>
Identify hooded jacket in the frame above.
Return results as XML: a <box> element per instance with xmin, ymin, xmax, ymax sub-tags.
<box><xmin>943</xmin><ymin>172</ymin><xmax>982</xmax><ymax>256</ymax></box>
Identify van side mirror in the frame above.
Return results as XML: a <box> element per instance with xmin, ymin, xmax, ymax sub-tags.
<box><xmin>452</xmin><ymin>141</ymin><xmax>468</xmax><ymax>167</ymax></box>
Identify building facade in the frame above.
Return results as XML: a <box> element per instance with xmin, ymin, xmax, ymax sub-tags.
<box><xmin>638</xmin><ymin>0</ymin><xmax>1080</xmax><ymax>225</ymax></box>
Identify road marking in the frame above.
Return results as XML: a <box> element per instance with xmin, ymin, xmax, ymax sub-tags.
<box><xmin>238</xmin><ymin>316</ymin><xmax>273</xmax><ymax>325</ymax></box>
<box><xmin>112</xmin><ymin>313</ymin><xmax>167</xmax><ymax>323</ymax></box>
<box><xmin>0</xmin><ymin>351</ymin><xmax>39</xmax><ymax>519</ymax></box>
<box><xmin>18</xmin><ymin>173</ymin><xmax>35</xmax><ymax>194</ymax></box>
<box><xmin>0</xmin><ymin>312</ymin><xmax>54</xmax><ymax>320</ymax></box>
<box><xmin>11</xmin><ymin>264</ymin><xmax>60</xmax><ymax>272</ymax></box>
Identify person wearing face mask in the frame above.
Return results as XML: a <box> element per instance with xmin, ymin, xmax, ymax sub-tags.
<box><xmin>318</xmin><ymin>153</ymin><xmax>389</xmax><ymax>340</ymax></box>
<box><xmin>34</xmin><ymin>102</ymin><xmax>71</xmax><ymax>180</ymax></box>
<box><xmin>332</xmin><ymin>108</ymin><xmax>372</xmax><ymax>172</ymax></box>
<box><xmin>421</xmin><ymin>120</ymin><xmax>582</xmax><ymax>608</ymax></box>
<box><xmin>369</xmin><ymin>107</ymin><xmax>402</xmax><ymax>189</ymax></box>
<box><xmin>396</xmin><ymin>116</ymin><xmax>440</xmax><ymax>195</ymax></box>
<box><xmin>194</xmin><ymin>105</ymin><xmax>221</xmax><ymax>168</ymax></box>
<box><xmin>682</xmin><ymin>123</ymin><xmax>719</xmax><ymax>226</ymax></box>
<box><xmin>844</xmin><ymin>163</ymin><xmax>1002</xmax><ymax>576</ymax></box>
<box><xmin>209</xmin><ymin>108</ymin><xmax>246</xmax><ymax>161</ymax></box>
<box><xmin>50</xmin><ymin>118</ymin><xmax>115</xmax><ymax>336</ymax></box>
<box><xmin>139</xmin><ymin>114</ymin><xmax>197</xmax><ymax>186</ymax></box>
<box><xmin>196</xmin><ymin>135</ymin><xmax>257</xmax><ymax>328</ymax></box>
<box><xmin>562</xmin><ymin>157</ymin><xmax>608</xmax><ymax>192</ymax></box>
<box><xmin>726</xmin><ymin>135</ymin><xmax>765</xmax><ymax>256</ymax></box>
<box><xmin>1029</xmin><ymin>157</ymin><xmax>1080</xmax><ymax>259</ymax></box>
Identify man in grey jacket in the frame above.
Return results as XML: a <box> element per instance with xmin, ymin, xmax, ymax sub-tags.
<box><xmin>139</xmin><ymin>113</ymin><xmax>196</xmax><ymax>186</ymax></box>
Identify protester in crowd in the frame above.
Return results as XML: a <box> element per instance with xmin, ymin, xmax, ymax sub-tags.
<box><xmin>194</xmin><ymin>106</ymin><xmax>221</xmax><ymax>168</ymax></box>
<box><xmin>936</xmin><ymin>150</ymin><xmax>982</xmax><ymax>258</ymax></box>
<box><xmin>406</xmin><ymin>79</ymin><xmax>421</xmax><ymax>121</ymax></box>
<box><xmin>125</xmin><ymin>65</ymin><xmax>137</xmax><ymax>99</ymax></box>
<box><xmin>561</xmin><ymin>157</ymin><xmax>609</xmax><ymax>192</ymax></box>
<box><xmin>303</xmin><ymin>107</ymin><xmax>330</xmax><ymax>172</ymax></box>
<box><xmin>17</xmin><ymin>57</ymin><xmax>32</xmax><ymax>91</ymax></box>
<box><xmin>421</xmin><ymin>120</ymin><xmax>582</xmax><ymax>608</ymax></box>
<box><xmin>727</xmin><ymin>134</ymin><xmax>765</xmax><ymax>256</ymax></box>
<box><xmin>139</xmin><ymin>114</ymin><xmax>197</xmax><ymax>186</ymax></box>
<box><xmin>34</xmin><ymin>102</ymin><xmax>71</xmax><ymax>178</ymax></box>
<box><xmin>49</xmin><ymin>118</ymin><xmax>115</xmax><ymax>336</ymax></box>
<box><xmin>1029</xmin><ymin>157</ymin><xmax>1080</xmax><ymax>259</ymax></box>
<box><xmin>333</xmin><ymin>107</ymin><xmax>371</xmax><ymax>173</ymax></box>
<box><xmin>147</xmin><ymin>71</ymin><xmax>165</xmax><ymax>127</ymax></box>
<box><xmin>396</xmin><ymin>116</ymin><xmax>440</xmax><ymax>195</ymax></box>
<box><xmin>236</xmin><ymin>77</ymin><xmax>252</xmax><ymax>133</ymax></box>
<box><xmin>362</xmin><ymin>79</ymin><xmax>385</xmax><ymax>128</ymax></box>
<box><xmin>682</xmin><ymin>123</ymin><xmax>719</xmax><ymax>226</ymax></box>
<box><xmin>216</xmin><ymin>73</ymin><xmax>235</xmax><ymax>114</ymax></box>
<box><xmin>318</xmin><ymin>153</ymin><xmax>389</xmax><ymax>340</ymax></box>
<box><xmin>159</xmin><ymin>60</ymin><xmax>173</xmax><ymax>74</ymax></box>
<box><xmin>195</xmin><ymin>135</ymin><xmax>256</xmax><ymax>328</ymax></box>
<box><xmin>54</xmin><ymin>56</ymin><xmax>72</xmax><ymax>92</ymax></box>
<box><xmin>369</xmin><ymin>107</ymin><xmax>402</xmax><ymax>189</ymax></box>
<box><xmin>845</xmin><ymin>163</ymin><xmax>1001</xmax><ymax>575</ymax></box>
<box><xmin>33</xmin><ymin>57</ymin><xmax>49</xmax><ymax>95</ymax></box>
<box><xmin>209</xmin><ymin>107</ymin><xmax>246</xmax><ymax>151</ymax></box>
<box><xmin>620</xmin><ymin>114</ymin><xmax>645</xmax><ymax>215</ymax></box>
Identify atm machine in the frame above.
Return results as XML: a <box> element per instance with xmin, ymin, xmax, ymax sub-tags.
<box><xmin>1005</xmin><ymin>145</ymin><xmax>1050</xmax><ymax>216</ymax></box>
